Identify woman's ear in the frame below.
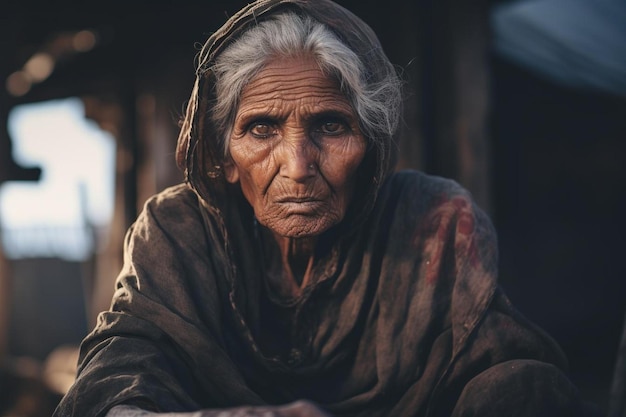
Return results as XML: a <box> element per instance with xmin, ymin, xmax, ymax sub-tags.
<box><xmin>223</xmin><ymin>158</ymin><xmax>240</xmax><ymax>183</ymax></box>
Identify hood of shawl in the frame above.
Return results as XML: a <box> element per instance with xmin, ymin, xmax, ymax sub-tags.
<box><xmin>175</xmin><ymin>0</ymin><xmax>399</xmax><ymax>236</ymax></box>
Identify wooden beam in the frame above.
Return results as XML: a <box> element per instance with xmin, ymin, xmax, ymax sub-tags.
<box><xmin>431</xmin><ymin>0</ymin><xmax>492</xmax><ymax>212</ymax></box>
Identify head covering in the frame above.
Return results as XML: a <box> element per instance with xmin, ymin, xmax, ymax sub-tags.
<box><xmin>175</xmin><ymin>0</ymin><xmax>399</xmax><ymax>233</ymax></box>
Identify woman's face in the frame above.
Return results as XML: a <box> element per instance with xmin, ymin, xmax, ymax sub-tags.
<box><xmin>225</xmin><ymin>56</ymin><xmax>366</xmax><ymax>238</ymax></box>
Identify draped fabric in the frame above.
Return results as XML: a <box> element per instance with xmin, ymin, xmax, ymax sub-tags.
<box><xmin>55</xmin><ymin>1</ymin><xmax>588</xmax><ymax>416</ymax></box>
<box><xmin>54</xmin><ymin>172</ymin><xmax>585</xmax><ymax>417</ymax></box>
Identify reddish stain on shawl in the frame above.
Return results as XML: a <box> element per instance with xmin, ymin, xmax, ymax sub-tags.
<box><xmin>413</xmin><ymin>194</ymin><xmax>462</xmax><ymax>285</ymax></box>
<box><xmin>451</xmin><ymin>197</ymin><xmax>482</xmax><ymax>269</ymax></box>
<box><xmin>458</xmin><ymin>212</ymin><xmax>474</xmax><ymax>236</ymax></box>
<box><xmin>416</xmin><ymin>195</ymin><xmax>483</xmax><ymax>285</ymax></box>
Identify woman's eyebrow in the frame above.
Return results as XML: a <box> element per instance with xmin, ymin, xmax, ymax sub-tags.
<box><xmin>235</xmin><ymin>109</ymin><xmax>284</xmax><ymax>125</ymax></box>
<box><xmin>307</xmin><ymin>109</ymin><xmax>354</xmax><ymax>119</ymax></box>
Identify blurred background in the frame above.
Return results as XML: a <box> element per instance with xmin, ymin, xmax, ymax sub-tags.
<box><xmin>1</xmin><ymin>0</ymin><xmax>624</xmax><ymax>415</ymax></box>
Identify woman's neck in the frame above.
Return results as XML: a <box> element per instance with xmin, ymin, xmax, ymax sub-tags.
<box><xmin>262</xmin><ymin>229</ymin><xmax>318</xmax><ymax>299</ymax></box>
<box><xmin>277</xmin><ymin>235</ymin><xmax>317</xmax><ymax>284</ymax></box>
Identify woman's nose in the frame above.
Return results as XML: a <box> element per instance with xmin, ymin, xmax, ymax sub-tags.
<box><xmin>278</xmin><ymin>137</ymin><xmax>317</xmax><ymax>182</ymax></box>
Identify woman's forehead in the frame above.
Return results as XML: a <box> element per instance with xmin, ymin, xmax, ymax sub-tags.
<box><xmin>237</xmin><ymin>56</ymin><xmax>352</xmax><ymax>114</ymax></box>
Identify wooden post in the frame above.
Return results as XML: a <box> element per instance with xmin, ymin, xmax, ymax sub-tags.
<box><xmin>343</xmin><ymin>0</ymin><xmax>492</xmax><ymax>211</ymax></box>
<box><xmin>430</xmin><ymin>0</ymin><xmax>492</xmax><ymax>212</ymax></box>
<box><xmin>0</xmin><ymin>245</ymin><xmax>10</xmax><ymax>361</ymax></box>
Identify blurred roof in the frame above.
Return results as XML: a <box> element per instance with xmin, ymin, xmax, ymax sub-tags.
<box><xmin>0</xmin><ymin>1</ymin><xmax>252</xmax><ymax>103</ymax></box>
<box><xmin>492</xmin><ymin>0</ymin><xmax>626</xmax><ymax>98</ymax></box>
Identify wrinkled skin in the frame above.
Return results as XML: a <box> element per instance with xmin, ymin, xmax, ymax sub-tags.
<box><xmin>225</xmin><ymin>56</ymin><xmax>366</xmax><ymax>240</ymax></box>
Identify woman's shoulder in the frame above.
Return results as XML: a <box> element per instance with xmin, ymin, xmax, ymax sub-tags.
<box><xmin>123</xmin><ymin>183</ymin><xmax>214</xmax><ymax>278</ymax></box>
<box><xmin>133</xmin><ymin>183</ymin><xmax>207</xmax><ymax>226</ymax></box>
<box><xmin>380</xmin><ymin>170</ymin><xmax>477</xmax><ymax>215</ymax></box>
<box><xmin>375</xmin><ymin>170</ymin><xmax>496</xmax><ymax>247</ymax></box>
<box><xmin>130</xmin><ymin>183</ymin><xmax>204</xmax><ymax>239</ymax></box>
<box><xmin>142</xmin><ymin>183</ymin><xmax>199</xmax><ymax>213</ymax></box>
<box><xmin>385</xmin><ymin>169</ymin><xmax>470</xmax><ymax>199</ymax></box>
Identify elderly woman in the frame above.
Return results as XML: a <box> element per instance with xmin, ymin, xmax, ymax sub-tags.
<box><xmin>54</xmin><ymin>1</ymin><xmax>589</xmax><ymax>416</ymax></box>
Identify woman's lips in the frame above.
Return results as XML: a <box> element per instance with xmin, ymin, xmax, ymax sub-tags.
<box><xmin>276</xmin><ymin>196</ymin><xmax>325</xmax><ymax>213</ymax></box>
<box><xmin>277</xmin><ymin>196</ymin><xmax>321</xmax><ymax>203</ymax></box>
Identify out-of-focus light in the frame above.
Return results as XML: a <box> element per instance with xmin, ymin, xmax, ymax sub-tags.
<box><xmin>5</xmin><ymin>29</ymin><xmax>99</xmax><ymax>98</ymax></box>
<box><xmin>6</xmin><ymin>71</ymin><xmax>32</xmax><ymax>96</ymax></box>
<box><xmin>1</xmin><ymin>97</ymin><xmax>117</xmax><ymax>261</ymax></box>
<box><xmin>24</xmin><ymin>52</ymin><xmax>55</xmax><ymax>82</ymax></box>
<box><xmin>72</xmin><ymin>30</ymin><xmax>97</xmax><ymax>52</ymax></box>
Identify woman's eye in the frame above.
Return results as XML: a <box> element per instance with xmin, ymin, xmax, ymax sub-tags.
<box><xmin>249</xmin><ymin>123</ymin><xmax>275</xmax><ymax>139</ymax></box>
<box><xmin>318</xmin><ymin>121</ymin><xmax>347</xmax><ymax>136</ymax></box>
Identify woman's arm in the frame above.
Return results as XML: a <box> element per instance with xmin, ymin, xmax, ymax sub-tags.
<box><xmin>449</xmin><ymin>360</ymin><xmax>587</xmax><ymax>417</ymax></box>
<box><xmin>107</xmin><ymin>402</ymin><xmax>330</xmax><ymax>417</ymax></box>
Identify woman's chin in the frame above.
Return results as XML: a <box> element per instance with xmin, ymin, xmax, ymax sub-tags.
<box><xmin>262</xmin><ymin>215</ymin><xmax>339</xmax><ymax>239</ymax></box>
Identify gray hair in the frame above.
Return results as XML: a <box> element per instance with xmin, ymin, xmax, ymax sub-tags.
<box><xmin>209</xmin><ymin>11</ymin><xmax>402</xmax><ymax>155</ymax></box>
